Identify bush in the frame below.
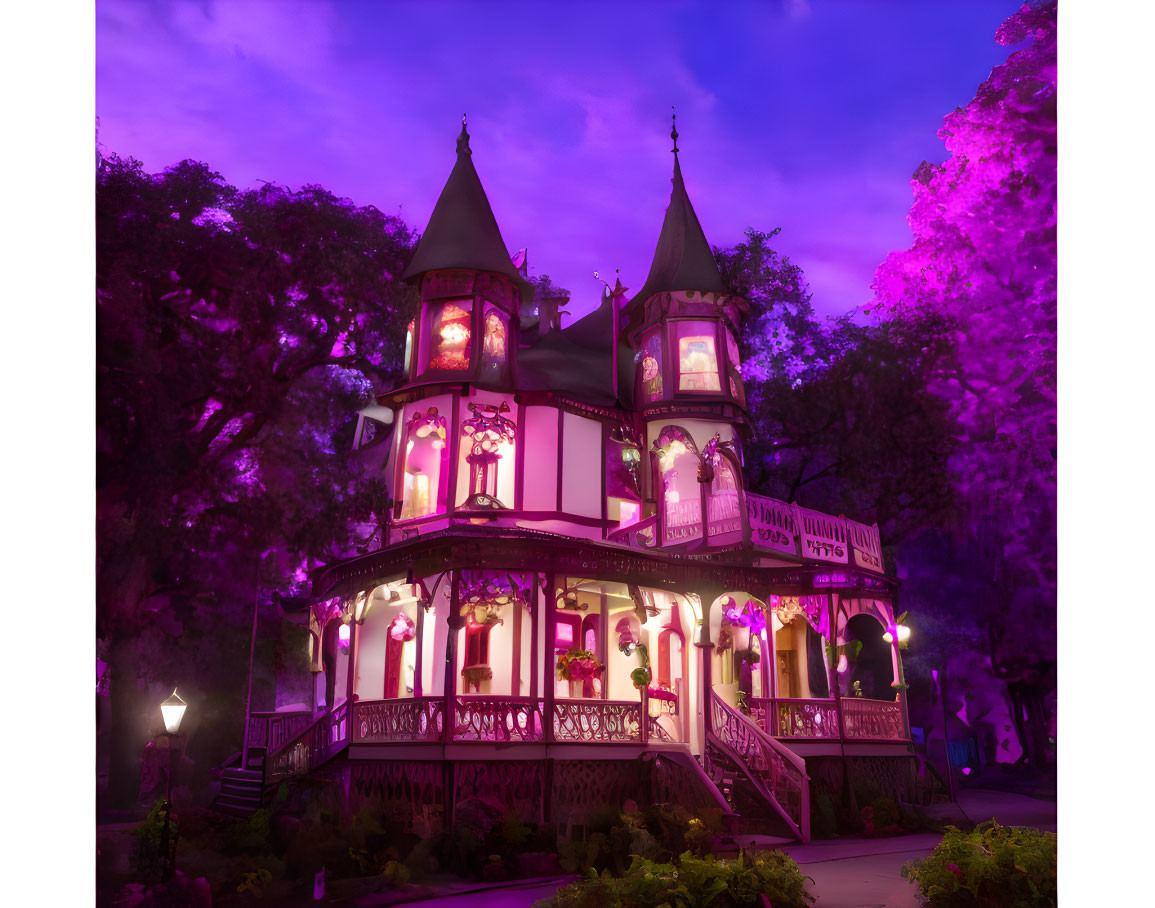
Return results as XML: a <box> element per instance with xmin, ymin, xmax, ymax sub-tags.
<box><xmin>556</xmin><ymin>849</ymin><xmax>814</xmax><ymax>908</ymax></box>
<box><xmin>902</xmin><ymin>822</ymin><xmax>1057</xmax><ymax>907</ymax></box>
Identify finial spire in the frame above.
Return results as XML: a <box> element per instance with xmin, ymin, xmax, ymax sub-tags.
<box><xmin>457</xmin><ymin>114</ymin><xmax>471</xmax><ymax>156</ymax></box>
<box><xmin>671</xmin><ymin>106</ymin><xmax>679</xmax><ymax>155</ymax></box>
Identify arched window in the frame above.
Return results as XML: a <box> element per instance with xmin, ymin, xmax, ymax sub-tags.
<box><xmin>638</xmin><ymin>329</ymin><xmax>664</xmax><ymax>403</ymax></box>
<box><xmin>480</xmin><ymin>308</ymin><xmax>507</xmax><ymax>376</ymax></box>
<box><xmin>399</xmin><ymin>408</ymin><xmax>449</xmax><ymax>520</ymax></box>
<box><xmin>654</xmin><ymin>426</ymin><xmax>702</xmax><ymax>545</ymax></box>
<box><xmin>707</xmin><ymin>452</ymin><xmax>743</xmax><ymax>537</ymax></box>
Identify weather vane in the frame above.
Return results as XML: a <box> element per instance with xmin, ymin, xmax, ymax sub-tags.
<box><xmin>671</xmin><ymin>106</ymin><xmax>679</xmax><ymax>154</ymax></box>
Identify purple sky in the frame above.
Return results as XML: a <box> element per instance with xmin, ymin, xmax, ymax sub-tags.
<box><xmin>96</xmin><ymin>0</ymin><xmax>1020</xmax><ymax>320</ymax></box>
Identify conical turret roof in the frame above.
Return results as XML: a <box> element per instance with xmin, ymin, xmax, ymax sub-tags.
<box><xmin>628</xmin><ymin>154</ymin><xmax>728</xmax><ymax>313</ymax></box>
<box><xmin>402</xmin><ymin>123</ymin><xmax>527</xmax><ymax>296</ymax></box>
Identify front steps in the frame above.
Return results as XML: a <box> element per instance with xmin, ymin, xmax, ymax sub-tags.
<box><xmin>214</xmin><ymin>768</ymin><xmax>265</xmax><ymax>817</ymax></box>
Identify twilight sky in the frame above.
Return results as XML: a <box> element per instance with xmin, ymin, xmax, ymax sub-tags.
<box><xmin>96</xmin><ymin>0</ymin><xmax>1021</xmax><ymax>320</ymax></box>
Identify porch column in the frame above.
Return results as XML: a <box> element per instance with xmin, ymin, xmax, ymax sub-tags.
<box><xmin>697</xmin><ymin>588</ymin><xmax>721</xmax><ymax>738</ymax></box>
<box><xmin>543</xmin><ymin>572</ymin><xmax>557</xmax><ymax>744</ymax></box>
<box><xmin>413</xmin><ymin>594</ymin><xmax>425</xmax><ymax>698</ymax></box>
<box><xmin>442</xmin><ymin>572</ymin><xmax>463</xmax><ymax>744</ymax></box>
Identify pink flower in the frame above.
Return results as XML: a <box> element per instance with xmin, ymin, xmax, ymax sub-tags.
<box><xmin>947</xmin><ymin>862</ymin><xmax>962</xmax><ymax>879</ymax></box>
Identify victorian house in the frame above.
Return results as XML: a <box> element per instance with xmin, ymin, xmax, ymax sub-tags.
<box><xmin>216</xmin><ymin>123</ymin><xmax>921</xmax><ymax>842</ymax></box>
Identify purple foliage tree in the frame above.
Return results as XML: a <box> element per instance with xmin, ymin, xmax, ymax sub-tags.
<box><xmin>870</xmin><ymin>1</ymin><xmax>1056</xmax><ymax>766</ymax></box>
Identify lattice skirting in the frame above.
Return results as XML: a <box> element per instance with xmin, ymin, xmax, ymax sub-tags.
<box><xmin>349</xmin><ymin>761</ymin><xmax>445</xmax><ymax>834</ymax></box>
<box><xmin>341</xmin><ymin>756</ymin><xmax>724</xmax><ymax>833</ymax></box>
<box><xmin>805</xmin><ymin>754</ymin><xmax>917</xmax><ymax>809</ymax></box>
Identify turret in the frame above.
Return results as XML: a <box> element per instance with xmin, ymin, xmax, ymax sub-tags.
<box><xmin>628</xmin><ymin>116</ymin><xmax>751</xmax><ymax>549</ymax></box>
<box><xmin>400</xmin><ymin>119</ymin><xmax>531</xmax><ymax>389</ymax></box>
<box><xmin>625</xmin><ymin>117</ymin><xmax>749</xmax><ymax>413</ymax></box>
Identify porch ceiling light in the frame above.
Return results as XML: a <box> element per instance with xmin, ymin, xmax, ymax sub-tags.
<box><xmin>161</xmin><ymin>689</ymin><xmax>187</xmax><ymax>734</ymax></box>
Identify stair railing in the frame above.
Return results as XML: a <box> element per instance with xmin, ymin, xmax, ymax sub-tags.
<box><xmin>265</xmin><ymin>701</ymin><xmax>351</xmax><ymax>785</ymax></box>
<box><xmin>710</xmin><ymin>691</ymin><xmax>810</xmax><ymax>842</ymax></box>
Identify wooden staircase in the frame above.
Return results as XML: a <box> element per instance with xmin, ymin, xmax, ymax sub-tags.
<box><xmin>705</xmin><ymin>692</ymin><xmax>811</xmax><ymax>842</ymax></box>
<box><xmin>212</xmin><ymin>703</ymin><xmax>351</xmax><ymax>817</ymax></box>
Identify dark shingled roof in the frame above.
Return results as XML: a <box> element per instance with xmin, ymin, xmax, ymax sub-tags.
<box><xmin>516</xmin><ymin>288</ymin><xmax>636</xmax><ymax>409</ymax></box>
<box><xmin>628</xmin><ymin>155</ymin><xmax>728</xmax><ymax>314</ymax></box>
<box><xmin>402</xmin><ymin>125</ymin><xmax>530</xmax><ymax>299</ymax></box>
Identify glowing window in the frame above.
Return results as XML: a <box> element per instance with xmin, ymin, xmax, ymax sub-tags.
<box><xmin>676</xmin><ymin>323</ymin><xmax>720</xmax><ymax>392</ymax></box>
<box><xmin>399</xmin><ymin>408</ymin><xmax>448</xmax><ymax>520</ymax></box>
<box><xmin>458</xmin><ymin>400</ymin><xmax>517</xmax><ymax>507</ymax></box>
<box><xmin>638</xmin><ymin>330</ymin><xmax>663</xmax><ymax>402</ymax></box>
<box><xmin>428</xmin><ymin>301</ymin><xmax>472</xmax><ymax>371</ymax></box>
<box><xmin>481</xmin><ymin>309</ymin><xmax>507</xmax><ymax>374</ymax></box>
<box><xmin>404</xmin><ymin>320</ymin><xmax>415</xmax><ymax>374</ymax></box>
<box><xmin>655</xmin><ymin>427</ymin><xmax>702</xmax><ymax>545</ymax></box>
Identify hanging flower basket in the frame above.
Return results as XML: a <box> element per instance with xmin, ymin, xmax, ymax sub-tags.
<box><xmin>556</xmin><ymin>648</ymin><xmax>604</xmax><ymax>682</ymax></box>
<box><xmin>630</xmin><ymin>666</ymin><xmax>652</xmax><ymax>690</ymax></box>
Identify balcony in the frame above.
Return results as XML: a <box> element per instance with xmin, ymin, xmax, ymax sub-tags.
<box><xmin>609</xmin><ymin>490</ymin><xmax>884</xmax><ymax>574</ymax></box>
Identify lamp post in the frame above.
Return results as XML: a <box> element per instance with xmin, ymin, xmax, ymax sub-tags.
<box><xmin>158</xmin><ymin>688</ymin><xmax>187</xmax><ymax>883</ymax></box>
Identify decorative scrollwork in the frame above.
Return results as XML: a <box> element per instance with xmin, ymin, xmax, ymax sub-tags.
<box><xmin>454</xmin><ymin>696</ymin><xmax>544</xmax><ymax>742</ymax></box>
<box><xmin>841</xmin><ymin>698</ymin><xmax>906</xmax><ymax>740</ymax></box>
<box><xmin>552</xmin><ymin>699</ymin><xmax>642</xmax><ymax>742</ymax></box>
<box><xmin>353</xmin><ymin>698</ymin><xmax>445</xmax><ymax>743</ymax></box>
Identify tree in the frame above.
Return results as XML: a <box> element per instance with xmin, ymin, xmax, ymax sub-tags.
<box><xmin>717</xmin><ymin>229</ymin><xmax>959</xmax><ymax>552</ymax></box>
<box><xmin>870</xmin><ymin>1</ymin><xmax>1057</xmax><ymax>766</ymax></box>
<box><xmin>97</xmin><ymin>156</ymin><xmax>418</xmax><ymax>805</ymax></box>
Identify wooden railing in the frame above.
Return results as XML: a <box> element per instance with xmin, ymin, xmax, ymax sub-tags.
<box><xmin>748</xmin><ymin>697</ymin><xmax>841</xmax><ymax>739</ymax></box>
<box><xmin>354</xmin><ymin>697</ymin><xmax>445</xmax><ymax>743</ymax></box>
<box><xmin>710</xmin><ymin>692</ymin><xmax>809</xmax><ymax>841</ymax></box>
<box><xmin>841</xmin><ymin>697</ymin><xmax>905</xmax><ymax>741</ymax></box>
<box><xmin>553</xmin><ymin>698</ymin><xmax>643</xmax><ymax>742</ymax></box>
<box><xmin>606</xmin><ymin>514</ymin><xmax>658</xmax><ymax>549</ymax></box>
<box><xmin>266</xmin><ymin>701</ymin><xmax>351</xmax><ymax>784</ymax></box>
<box><xmin>743</xmin><ymin>492</ymin><xmax>885</xmax><ymax>572</ymax></box>
<box><xmin>746</xmin><ymin>695</ymin><xmax>907</xmax><ymax>742</ymax></box>
<box><xmin>454</xmin><ymin>696</ymin><xmax>545</xmax><ymax>742</ymax></box>
<box><xmin>246</xmin><ymin>710</ymin><xmax>312</xmax><ymax>752</ymax></box>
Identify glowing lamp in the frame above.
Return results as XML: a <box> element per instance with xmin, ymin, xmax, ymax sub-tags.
<box><xmin>882</xmin><ymin>631</ymin><xmax>893</xmax><ymax>644</ymax></box>
<box><xmin>160</xmin><ymin>689</ymin><xmax>187</xmax><ymax>734</ymax></box>
<box><xmin>338</xmin><ymin>622</ymin><xmax>351</xmax><ymax>650</ymax></box>
<box><xmin>896</xmin><ymin>624</ymin><xmax>911</xmax><ymax>643</ymax></box>
<box><xmin>837</xmin><ymin>654</ymin><xmax>848</xmax><ymax>673</ymax></box>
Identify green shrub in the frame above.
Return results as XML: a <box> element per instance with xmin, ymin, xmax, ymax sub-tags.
<box><xmin>556</xmin><ymin>848</ymin><xmax>814</xmax><ymax>908</ymax></box>
<box><xmin>810</xmin><ymin>789</ymin><xmax>838</xmax><ymax>839</ymax></box>
<box><xmin>902</xmin><ymin>822</ymin><xmax>1057</xmax><ymax>907</ymax></box>
<box><xmin>131</xmin><ymin>799</ymin><xmax>170</xmax><ymax>876</ymax></box>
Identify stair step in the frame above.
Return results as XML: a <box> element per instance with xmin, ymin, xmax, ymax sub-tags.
<box><xmin>222</xmin><ymin>769</ymin><xmax>263</xmax><ymax>781</ymax></box>
<box><xmin>220</xmin><ymin>785</ymin><xmax>263</xmax><ymax>800</ymax></box>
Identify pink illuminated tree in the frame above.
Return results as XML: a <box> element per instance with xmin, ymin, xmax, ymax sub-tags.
<box><xmin>870</xmin><ymin>2</ymin><xmax>1056</xmax><ymax>765</ymax></box>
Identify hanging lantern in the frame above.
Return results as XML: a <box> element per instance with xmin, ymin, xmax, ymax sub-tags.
<box><xmin>160</xmin><ymin>689</ymin><xmax>187</xmax><ymax>735</ymax></box>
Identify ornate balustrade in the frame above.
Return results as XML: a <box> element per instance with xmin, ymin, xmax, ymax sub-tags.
<box><xmin>707</xmin><ymin>489</ymin><xmax>742</xmax><ymax>536</ymax></box>
<box><xmin>710</xmin><ymin>693</ymin><xmax>809</xmax><ymax>838</ymax></box>
<box><xmin>742</xmin><ymin>493</ymin><xmax>885</xmax><ymax>572</ymax></box>
<box><xmin>267</xmin><ymin>701</ymin><xmax>350</xmax><ymax>783</ymax></box>
<box><xmin>454</xmin><ymin>696</ymin><xmax>544</xmax><ymax>742</ymax></box>
<box><xmin>354</xmin><ymin>697</ymin><xmax>444</xmax><ymax>743</ymax></box>
<box><xmin>747</xmin><ymin>697</ymin><xmax>840</xmax><ymax>739</ymax></box>
<box><xmin>553</xmin><ymin>699</ymin><xmax>643</xmax><ymax>743</ymax></box>
<box><xmin>841</xmin><ymin>697</ymin><xmax>905</xmax><ymax>741</ymax></box>
<box><xmin>746</xmin><ymin>695</ymin><xmax>907</xmax><ymax>742</ymax></box>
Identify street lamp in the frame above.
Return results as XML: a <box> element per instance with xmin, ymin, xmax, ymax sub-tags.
<box><xmin>158</xmin><ymin>689</ymin><xmax>187</xmax><ymax>882</ymax></box>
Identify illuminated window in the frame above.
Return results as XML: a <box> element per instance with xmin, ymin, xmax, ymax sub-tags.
<box><xmin>404</xmin><ymin>320</ymin><xmax>415</xmax><ymax>375</ymax></box>
<box><xmin>638</xmin><ymin>330</ymin><xmax>663</xmax><ymax>402</ymax></box>
<box><xmin>458</xmin><ymin>400</ymin><xmax>517</xmax><ymax>507</ymax></box>
<box><xmin>676</xmin><ymin>322</ymin><xmax>721</xmax><ymax>391</ymax></box>
<box><xmin>399</xmin><ymin>408</ymin><xmax>448</xmax><ymax>520</ymax></box>
<box><xmin>427</xmin><ymin>301</ymin><xmax>472</xmax><ymax>371</ymax></box>
<box><xmin>707</xmin><ymin>454</ymin><xmax>742</xmax><ymax>536</ymax></box>
<box><xmin>480</xmin><ymin>309</ymin><xmax>507</xmax><ymax>375</ymax></box>
<box><xmin>655</xmin><ymin>426</ymin><xmax>702</xmax><ymax>545</ymax></box>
